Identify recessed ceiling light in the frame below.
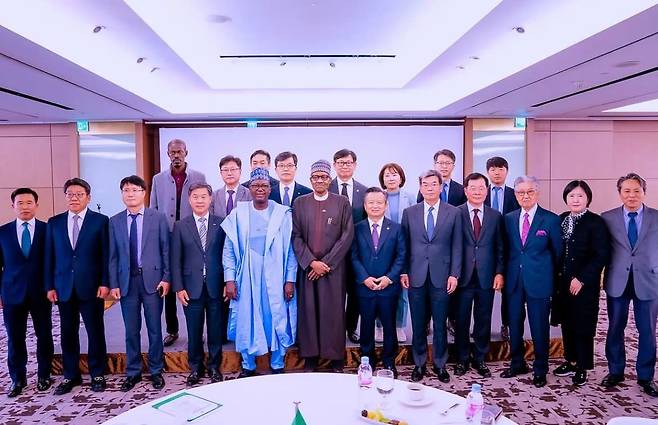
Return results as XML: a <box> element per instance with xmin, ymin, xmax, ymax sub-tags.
<box><xmin>456</xmin><ymin>65</ymin><xmax>465</xmax><ymax>70</ymax></box>
<box><xmin>207</xmin><ymin>14</ymin><xmax>232</xmax><ymax>23</ymax></box>
<box><xmin>513</xmin><ymin>26</ymin><xmax>525</xmax><ymax>34</ymax></box>
<box><xmin>614</xmin><ymin>60</ymin><xmax>640</xmax><ymax>68</ymax></box>
<box><xmin>329</xmin><ymin>62</ymin><xmax>336</xmax><ymax>68</ymax></box>
<box><xmin>469</xmin><ymin>56</ymin><xmax>480</xmax><ymax>60</ymax></box>
<box><xmin>92</xmin><ymin>25</ymin><xmax>105</xmax><ymax>33</ymax></box>
<box><xmin>280</xmin><ymin>61</ymin><xmax>287</xmax><ymax>67</ymax></box>
<box><xmin>136</xmin><ymin>57</ymin><xmax>145</xmax><ymax>64</ymax></box>
<box><xmin>150</xmin><ymin>67</ymin><xmax>160</xmax><ymax>73</ymax></box>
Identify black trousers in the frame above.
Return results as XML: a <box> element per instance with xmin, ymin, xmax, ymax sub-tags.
<box><xmin>184</xmin><ymin>285</ymin><xmax>223</xmax><ymax>373</ymax></box>
<box><xmin>359</xmin><ymin>295</ymin><xmax>398</xmax><ymax>367</ymax></box>
<box><xmin>164</xmin><ymin>290</ymin><xmax>179</xmax><ymax>335</ymax></box>
<box><xmin>345</xmin><ymin>269</ymin><xmax>360</xmax><ymax>335</ymax></box>
<box><xmin>3</xmin><ymin>296</ymin><xmax>54</xmax><ymax>383</ymax></box>
<box><xmin>455</xmin><ymin>272</ymin><xmax>495</xmax><ymax>363</ymax></box>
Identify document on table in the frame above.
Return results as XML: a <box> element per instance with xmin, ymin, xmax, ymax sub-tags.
<box><xmin>152</xmin><ymin>392</ymin><xmax>222</xmax><ymax>422</ymax></box>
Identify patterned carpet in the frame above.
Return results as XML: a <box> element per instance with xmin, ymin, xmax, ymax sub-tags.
<box><xmin>0</xmin><ymin>293</ymin><xmax>657</xmax><ymax>425</ymax></box>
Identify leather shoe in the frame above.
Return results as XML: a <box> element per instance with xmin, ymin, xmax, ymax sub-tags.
<box><xmin>120</xmin><ymin>375</ymin><xmax>142</xmax><ymax>392</ymax></box>
<box><xmin>601</xmin><ymin>373</ymin><xmax>625</xmax><ymax>388</ymax></box>
<box><xmin>410</xmin><ymin>366</ymin><xmax>426</xmax><ymax>382</ymax></box>
<box><xmin>151</xmin><ymin>373</ymin><xmax>165</xmax><ymax>390</ymax></box>
<box><xmin>347</xmin><ymin>331</ymin><xmax>360</xmax><ymax>344</ymax></box>
<box><xmin>638</xmin><ymin>380</ymin><xmax>658</xmax><ymax>397</ymax></box>
<box><xmin>238</xmin><ymin>369</ymin><xmax>257</xmax><ymax>379</ymax></box>
<box><xmin>533</xmin><ymin>374</ymin><xmax>547</xmax><ymax>388</ymax></box>
<box><xmin>7</xmin><ymin>380</ymin><xmax>26</xmax><ymax>398</ymax></box>
<box><xmin>91</xmin><ymin>376</ymin><xmax>106</xmax><ymax>392</ymax></box>
<box><xmin>384</xmin><ymin>365</ymin><xmax>399</xmax><ymax>379</ymax></box>
<box><xmin>54</xmin><ymin>377</ymin><xmax>82</xmax><ymax>395</ymax></box>
<box><xmin>500</xmin><ymin>364</ymin><xmax>529</xmax><ymax>378</ymax></box>
<box><xmin>271</xmin><ymin>368</ymin><xmax>285</xmax><ymax>375</ymax></box>
<box><xmin>433</xmin><ymin>366</ymin><xmax>450</xmax><ymax>383</ymax></box>
<box><xmin>163</xmin><ymin>333</ymin><xmax>178</xmax><ymax>347</ymax></box>
<box><xmin>186</xmin><ymin>371</ymin><xmax>202</xmax><ymax>386</ymax></box>
<box><xmin>471</xmin><ymin>361</ymin><xmax>492</xmax><ymax>378</ymax></box>
<box><xmin>453</xmin><ymin>362</ymin><xmax>469</xmax><ymax>376</ymax></box>
<box><xmin>209</xmin><ymin>370</ymin><xmax>223</xmax><ymax>383</ymax></box>
<box><xmin>37</xmin><ymin>377</ymin><xmax>53</xmax><ymax>392</ymax></box>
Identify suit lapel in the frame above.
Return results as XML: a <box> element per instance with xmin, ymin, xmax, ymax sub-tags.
<box><xmin>525</xmin><ymin>208</ymin><xmax>544</xmax><ymax>246</ymax></box>
<box><xmin>205</xmin><ymin>215</ymin><xmax>218</xmax><ymax>252</ymax></box>
<box><xmin>634</xmin><ymin>205</ymin><xmax>653</xmax><ymax>252</ymax></box>
<box><xmin>117</xmin><ymin>210</ymin><xmax>130</xmax><ymax>252</ymax></box>
<box><xmin>461</xmin><ymin>207</ymin><xmax>475</xmax><ymax>242</ymax></box>
<box><xmin>511</xmin><ymin>210</ymin><xmax>522</xmax><ymax>247</ymax></box>
<box><xmin>378</xmin><ymin>219</ymin><xmax>392</xmax><ymax>251</ymax></box>
<box><xmin>361</xmin><ymin>222</ymin><xmax>376</xmax><ymax>252</ymax></box>
<box><xmin>430</xmin><ymin>203</ymin><xmax>445</xmax><ymax>241</ymax></box>
<box><xmin>10</xmin><ymin>220</ymin><xmax>23</xmax><ymax>255</ymax></box>
<box><xmin>74</xmin><ymin>211</ymin><xmax>94</xmax><ymax>251</ymax></box>
<box><xmin>141</xmin><ymin>209</ymin><xmax>151</xmax><ymax>252</ymax></box>
<box><xmin>612</xmin><ymin>207</ymin><xmax>631</xmax><ymax>251</ymax></box>
<box><xmin>187</xmin><ymin>217</ymin><xmax>204</xmax><ymax>252</ymax></box>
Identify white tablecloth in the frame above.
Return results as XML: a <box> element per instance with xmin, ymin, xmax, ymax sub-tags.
<box><xmin>103</xmin><ymin>373</ymin><xmax>516</xmax><ymax>425</ymax></box>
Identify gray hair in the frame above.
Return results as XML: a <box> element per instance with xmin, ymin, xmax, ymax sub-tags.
<box><xmin>418</xmin><ymin>169</ymin><xmax>443</xmax><ymax>185</ymax></box>
<box><xmin>513</xmin><ymin>175</ymin><xmax>540</xmax><ymax>190</ymax></box>
<box><xmin>188</xmin><ymin>183</ymin><xmax>213</xmax><ymax>196</ymax></box>
<box><xmin>616</xmin><ymin>172</ymin><xmax>646</xmax><ymax>193</ymax></box>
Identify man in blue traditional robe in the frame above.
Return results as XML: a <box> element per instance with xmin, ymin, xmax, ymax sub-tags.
<box><xmin>222</xmin><ymin>168</ymin><xmax>297</xmax><ymax>377</ymax></box>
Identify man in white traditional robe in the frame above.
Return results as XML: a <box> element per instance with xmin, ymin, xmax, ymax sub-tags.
<box><xmin>222</xmin><ymin>168</ymin><xmax>297</xmax><ymax>377</ymax></box>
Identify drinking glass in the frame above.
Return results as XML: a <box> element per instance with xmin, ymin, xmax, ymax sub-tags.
<box><xmin>375</xmin><ymin>369</ymin><xmax>395</xmax><ymax>410</ymax></box>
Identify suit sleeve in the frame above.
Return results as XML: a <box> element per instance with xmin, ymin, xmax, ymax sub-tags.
<box><xmin>159</xmin><ymin>214</ymin><xmax>171</xmax><ymax>283</ymax></box>
<box><xmin>222</xmin><ymin>234</ymin><xmax>238</xmax><ymax>282</ymax></box>
<box><xmin>321</xmin><ymin>201</ymin><xmax>355</xmax><ymax>270</ymax></box>
<box><xmin>291</xmin><ymin>201</ymin><xmax>315</xmax><ymax>270</ymax></box>
<box><xmin>549</xmin><ymin>215</ymin><xmax>564</xmax><ymax>268</ymax></box>
<box><xmin>401</xmin><ymin>209</ymin><xmax>410</xmax><ymax>275</ymax></box>
<box><xmin>101</xmin><ymin>216</ymin><xmax>110</xmax><ymax>286</ymax></box>
<box><xmin>170</xmin><ymin>222</ymin><xmax>183</xmax><ymax>293</ymax></box>
<box><xmin>149</xmin><ymin>176</ymin><xmax>158</xmax><ymax>210</ymax></box>
<box><xmin>0</xmin><ymin>233</ymin><xmax>5</xmax><ymax>293</ymax></box>
<box><xmin>44</xmin><ymin>219</ymin><xmax>55</xmax><ymax>292</ymax></box>
<box><xmin>350</xmin><ymin>232</ymin><xmax>369</xmax><ymax>285</ymax></box>
<box><xmin>494</xmin><ymin>214</ymin><xmax>505</xmax><ymax>275</ymax></box>
<box><xmin>449</xmin><ymin>210</ymin><xmax>463</xmax><ymax>278</ymax></box>
<box><xmin>576</xmin><ymin>217</ymin><xmax>611</xmax><ymax>287</ymax></box>
<box><xmin>108</xmin><ymin>220</ymin><xmax>119</xmax><ymax>289</ymax></box>
<box><xmin>386</xmin><ymin>227</ymin><xmax>407</xmax><ymax>283</ymax></box>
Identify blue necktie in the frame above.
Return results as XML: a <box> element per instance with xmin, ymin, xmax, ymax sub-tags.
<box><xmin>21</xmin><ymin>222</ymin><xmax>31</xmax><ymax>257</ymax></box>
<box><xmin>283</xmin><ymin>186</ymin><xmax>291</xmax><ymax>206</ymax></box>
<box><xmin>440</xmin><ymin>183</ymin><xmax>448</xmax><ymax>203</ymax></box>
<box><xmin>129</xmin><ymin>213</ymin><xmax>139</xmax><ymax>272</ymax></box>
<box><xmin>427</xmin><ymin>206</ymin><xmax>435</xmax><ymax>239</ymax></box>
<box><xmin>628</xmin><ymin>212</ymin><xmax>638</xmax><ymax>249</ymax></box>
<box><xmin>492</xmin><ymin>187</ymin><xmax>501</xmax><ymax>212</ymax></box>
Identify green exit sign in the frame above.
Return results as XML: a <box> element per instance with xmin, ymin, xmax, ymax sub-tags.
<box><xmin>514</xmin><ymin>117</ymin><xmax>526</xmax><ymax>128</ymax></box>
<box><xmin>76</xmin><ymin>120</ymin><xmax>89</xmax><ymax>132</ymax></box>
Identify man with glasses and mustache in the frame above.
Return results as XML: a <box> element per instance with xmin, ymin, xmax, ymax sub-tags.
<box><xmin>44</xmin><ymin>178</ymin><xmax>110</xmax><ymax>395</ymax></box>
<box><xmin>270</xmin><ymin>151</ymin><xmax>312</xmax><ymax>208</ymax></box>
<box><xmin>500</xmin><ymin>176</ymin><xmax>562</xmax><ymax>388</ymax></box>
<box><xmin>293</xmin><ymin>160</ymin><xmax>354</xmax><ymax>373</ymax></box>
<box><xmin>212</xmin><ymin>155</ymin><xmax>251</xmax><ymax>220</ymax></box>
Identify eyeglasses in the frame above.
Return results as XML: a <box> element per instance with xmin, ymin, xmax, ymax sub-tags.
<box><xmin>121</xmin><ymin>189</ymin><xmax>144</xmax><ymax>194</ymax></box>
<box><xmin>515</xmin><ymin>190</ymin><xmax>537</xmax><ymax>197</ymax></box>
<box><xmin>65</xmin><ymin>192</ymin><xmax>87</xmax><ymax>199</ymax></box>
<box><xmin>335</xmin><ymin>161</ymin><xmax>354</xmax><ymax>167</ymax></box>
<box><xmin>276</xmin><ymin>163</ymin><xmax>296</xmax><ymax>170</ymax></box>
<box><xmin>250</xmin><ymin>184</ymin><xmax>270</xmax><ymax>190</ymax></box>
<box><xmin>421</xmin><ymin>183</ymin><xmax>440</xmax><ymax>189</ymax></box>
<box><xmin>435</xmin><ymin>161</ymin><xmax>454</xmax><ymax>166</ymax></box>
<box><xmin>310</xmin><ymin>175</ymin><xmax>331</xmax><ymax>182</ymax></box>
<box><xmin>220</xmin><ymin>167</ymin><xmax>240</xmax><ymax>173</ymax></box>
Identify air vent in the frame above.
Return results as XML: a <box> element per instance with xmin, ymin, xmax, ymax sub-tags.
<box><xmin>0</xmin><ymin>86</ymin><xmax>73</xmax><ymax>110</ymax></box>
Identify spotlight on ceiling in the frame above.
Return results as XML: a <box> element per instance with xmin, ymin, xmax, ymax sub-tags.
<box><xmin>92</xmin><ymin>25</ymin><xmax>105</xmax><ymax>33</ymax></box>
<box><xmin>150</xmin><ymin>67</ymin><xmax>160</xmax><ymax>73</ymax></box>
<box><xmin>329</xmin><ymin>62</ymin><xmax>336</xmax><ymax>68</ymax></box>
<box><xmin>513</xmin><ymin>26</ymin><xmax>525</xmax><ymax>34</ymax></box>
<box><xmin>280</xmin><ymin>61</ymin><xmax>287</xmax><ymax>67</ymax></box>
<box><xmin>136</xmin><ymin>57</ymin><xmax>145</xmax><ymax>64</ymax></box>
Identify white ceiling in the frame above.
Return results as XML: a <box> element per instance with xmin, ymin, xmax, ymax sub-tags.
<box><xmin>1</xmin><ymin>0</ymin><xmax>658</xmax><ymax>122</ymax></box>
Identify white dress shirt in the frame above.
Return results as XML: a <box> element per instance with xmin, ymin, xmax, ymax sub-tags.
<box><xmin>225</xmin><ymin>185</ymin><xmax>239</xmax><ymax>209</ymax></box>
<box><xmin>16</xmin><ymin>217</ymin><xmax>36</xmax><ymax>248</ymax></box>
<box><xmin>67</xmin><ymin>208</ymin><xmax>89</xmax><ymax>248</ymax></box>
<box><xmin>279</xmin><ymin>181</ymin><xmax>296</xmax><ymax>203</ymax></box>
<box><xmin>466</xmin><ymin>202</ymin><xmax>484</xmax><ymax>229</ymax></box>
<box><xmin>423</xmin><ymin>200</ymin><xmax>440</xmax><ymax>232</ymax></box>
<box><xmin>337</xmin><ymin>178</ymin><xmax>354</xmax><ymax>205</ymax></box>
<box><xmin>367</xmin><ymin>217</ymin><xmax>384</xmax><ymax>239</ymax></box>
<box><xmin>518</xmin><ymin>203</ymin><xmax>539</xmax><ymax>237</ymax></box>
<box><xmin>490</xmin><ymin>185</ymin><xmax>505</xmax><ymax>213</ymax></box>
<box><xmin>193</xmin><ymin>212</ymin><xmax>211</xmax><ymax>233</ymax></box>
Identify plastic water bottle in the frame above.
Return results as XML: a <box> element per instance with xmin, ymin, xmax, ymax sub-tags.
<box><xmin>465</xmin><ymin>383</ymin><xmax>484</xmax><ymax>423</ymax></box>
<box><xmin>357</xmin><ymin>356</ymin><xmax>373</xmax><ymax>387</ymax></box>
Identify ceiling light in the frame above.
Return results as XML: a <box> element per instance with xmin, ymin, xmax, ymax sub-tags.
<box><xmin>604</xmin><ymin>97</ymin><xmax>658</xmax><ymax>113</ymax></box>
<box><xmin>279</xmin><ymin>61</ymin><xmax>286</xmax><ymax>67</ymax></box>
<box><xmin>329</xmin><ymin>62</ymin><xmax>336</xmax><ymax>68</ymax></box>
<box><xmin>470</xmin><ymin>56</ymin><xmax>480</xmax><ymax>60</ymax></box>
<box><xmin>456</xmin><ymin>65</ymin><xmax>465</xmax><ymax>70</ymax></box>
<box><xmin>207</xmin><ymin>14</ymin><xmax>232</xmax><ymax>23</ymax></box>
<box><xmin>614</xmin><ymin>60</ymin><xmax>640</xmax><ymax>68</ymax></box>
<box><xmin>92</xmin><ymin>25</ymin><xmax>105</xmax><ymax>33</ymax></box>
<box><xmin>150</xmin><ymin>67</ymin><xmax>159</xmax><ymax>73</ymax></box>
<box><xmin>136</xmin><ymin>57</ymin><xmax>145</xmax><ymax>64</ymax></box>
<box><xmin>513</xmin><ymin>26</ymin><xmax>525</xmax><ymax>34</ymax></box>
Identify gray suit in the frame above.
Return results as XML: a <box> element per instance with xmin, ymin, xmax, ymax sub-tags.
<box><xmin>401</xmin><ymin>201</ymin><xmax>462</xmax><ymax>369</ymax></box>
<box><xmin>602</xmin><ymin>205</ymin><xmax>658</xmax><ymax>380</ymax></box>
<box><xmin>149</xmin><ymin>167</ymin><xmax>206</xmax><ymax>231</ymax></box>
<box><xmin>108</xmin><ymin>207</ymin><xmax>170</xmax><ymax>376</ymax></box>
<box><xmin>211</xmin><ymin>185</ymin><xmax>251</xmax><ymax>220</ymax></box>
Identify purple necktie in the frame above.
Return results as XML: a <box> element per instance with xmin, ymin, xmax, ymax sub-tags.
<box><xmin>371</xmin><ymin>223</ymin><xmax>379</xmax><ymax>250</ymax></box>
<box><xmin>226</xmin><ymin>189</ymin><xmax>235</xmax><ymax>215</ymax></box>
<box><xmin>521</xmin><ymin>212</ymin><xmax>530</xmax><ymax>245</ymax></box>
<box><xmin>473</xmin><ymin>208</ymin><xmax>481</xmax><ymax>240</ymax></box>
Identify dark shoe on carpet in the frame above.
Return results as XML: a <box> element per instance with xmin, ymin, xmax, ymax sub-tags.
<box><xmin>331</xmin><ymin>360</ymin><xmax>344</xmax><ymax>374</ymax></box>
<box><xmin>209</xmin><ymin>370</ymin><xmax>223</xmax><ymax>383</ymax></box>
<box><xmin>119</xmin><ymin>375</ymin><xmax>142</xmax><ymax>392</ymax></box>
<box><xmin>347</xmin><ymin>331</ymin><xmax>360</xmax><ymax>344</ymax></box>
<box><xmin>638</xmin><ymin>380</ymin><xmax>658</xmax><ymax>397</ymax></box>
<box><xmin>500</xmin><ymin>364</ymin><xmax>529</xmax><ymax>378</ymax></box>
<box><xmin>384</xmin><ymin>365</ymin><xmax>398</xmax><ymax>379</ymax></box>
<box><xmin>411</xmin><ymin>366</ymin><xmax>426</xmax><ymax>382</ymax></box>
<box><xmin>186</xmin><ymin>371</ymin><xmax>202</xmax><ymax>386</ymax></box>
<box><xmin>151</xmin><ymin>373</ymin><xmax>165</xmax><ymax>390</ymax></box>
<box><xmin>601</xmin><ymin>373</ymin><xmax>624</xmax><ymax>388</ymax></box>
<box><xmin>572</xmin><ymin>369</ymin><xmax>587</xmax><ymax>386</ymax></box>
<box><xmin>163</xmin><ymin>333</ymin><xmax>178</xmax><ymax>347</ymax></box>
<box><xmin>553</xmin><ymin>362</ymin><xmax>577</xmax><ymax>377</ymax></box>
<box><xmin>533</xmin><ymin>374</ymin><xmax>547</xmax><ymax>388</ymax></box>
<box><xmin>271</xmin><ymin>368</ymin><xmax>285</xmax><ymax>375</ymax></box>
<box><xmin>303</xmin><ymin>357</ymin><xmax>318</xmax><ymax>372</ymax></box>
<box><xmin>500</xmin><ymin>325</ymin><xmax>509</xmax><ymax>341</ymax></box>
<box><xmin>54</xmin><ymin>377</ymin><xmax>82</xmax><ymax>395</ymax></box>
<box><xmin>238</xmin><ymin>369</ymin><xmax>257</xmax><ymax>379</ymax></box>
<box><xmin>453</xmin><ymin>362</ymin><xmax>469</xmax><ymax>376</ymax></box>
<box><xmin>433</xmin><ymin>366</ymin><xmax>450</xmax><ymax>383</ymax></box>
<box><xmin>91</xmin><ymin>376</ymin><xmax>106</xmax><ymax>392</ymax></box>
<box><xmin>37</xmin><ymin>377</ymin><xmax>53</xmax><ymax>392</ymax></box>
<box><xmin>472</xmin><ymin>361</ymin><xmax>492</xmax><ymax>378</ymax></box>
<box><xmin>7</xmin><ymin>380</ymin><xmax>26</xmax><ymax>398</ymax></box>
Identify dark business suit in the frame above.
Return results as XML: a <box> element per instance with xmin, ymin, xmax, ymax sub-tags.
<box><xmin>330</xmin><ymin>178</ymin><xmax>368</xmax><ymax>337</ymax></box>
<box><xmin>211</xmin><ymin>185</ymin><xmax>251</xmax><ymax>220</ymax></box>
<box><xmin>44</xmin><ymin>209</ymin><xmax>109</xmax><ymax>379</ymax></box>
<box><xmin>553</xmin><ymin>211</ymin><xmax>609</xmax><ymax>370</ymax></box>
<box><xmin>455</xmin><ymin>204</ymin><xmax>504</xmax><ymax>363</ymax></box>
<box><xmin>0</xmin><ymin>219</ymin><xmax>53</xmax><ymax>384</ymax></box>
<box><xmin>503</xmin><ymin>206</ymin><xmax>562</xmax><ymax>376</ymax></box>
<box><xmin>602</xmin><ymin>205</ymin><xmax>658</xmax><ymax>381</ymax></box>
<box><xmin>171</xmin><ymin>214</ymin><xmax>225</xmax><ymax>374</ymax></box>
<box><xmin>351</xmin><ymin>218</ymin><xmax>406</xmax><ymax>367</ymax></box>
<box><xmin>109</xmin><ymin>208</ymin><xmax>170</xmax><ymax>377</ymax></box>
<box><xmin>270</xmin><ymin>181</ymin><xmax>312</xmax><ymax>207</ymax></box>
<box><xmin>402</xmin><ymin>201</ymin><xmax>462</xmax><ymax>369</ymax></box>
<box><xmin>416</xmin><ymin>180</ymin><xmax>467</xmax><ymax>206</ymax></box>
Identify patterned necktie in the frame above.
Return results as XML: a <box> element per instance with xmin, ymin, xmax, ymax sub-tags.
<box><xmin>198</xmin><ymin>217</ymin><xmax>207</xmax><ymax>250</ymax></box>
<box><xmin>492</xmin><ymin>187</ymin><xmax>501</xmax><ymax>212</ymax></box>
<box><xmin>226</xmin><ymin>190</ymin><xmax>235</xmax><ymax>215</ymax></box>
<box><xmin>628</xmin><ymin>212</ymin><xmax>638</xmax><ymax>248</ymax></box>
<box><xmin>72</xmin><ymin>214</ymin><xmax>80</xmax><ymax>249</ymax></box>
<box><xmin>21</xmin><ymin>222</ymin><xmax>31</xmax><ymax>257</ymax></box>
<box><xmin>440</xmin><ymin>183</ymin><xmax>448</xmax><ymax>203</ymax></box>
<box><xmin>473</xmin><ymin>209</ymin><xmax>481</xmax><ymax>240</ymax></box>
<box><xmin>426</xmin><ymin>206</ymin><xmax>435</xmax><ymax>239</ymax></box>
<box><xmin>521</xmin><ymin>212</ymin><xmax>530</xmax><ymax>245</ymax></box>
<box><xmin>129</xmin><ymin>213</ymin><xmax>139</xmax><ymax>272</ymax></box>
<box><xmin>371</xmin><ymin>223</ymin><xmax>379</xmax><ymax>250</ymax></box>
<box><xmin>283</xmin><ymin>186</ymin><xmax>291</xmax><ymax>206</ymax></box>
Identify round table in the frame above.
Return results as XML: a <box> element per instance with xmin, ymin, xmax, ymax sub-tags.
<box><xmin>103</xmin><ymin>373</ymin><xmax>517</xmax><ymax>425</ymax></box>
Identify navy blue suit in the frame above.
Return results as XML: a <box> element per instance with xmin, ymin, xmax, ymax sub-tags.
<box><xmin>109</xmin><ymin>208</ymin><xmax>170</xmax><ymax>377</ymax></box>
<box><xmin>504</xmin><ymin>206</ymin><xmax>562</xmax><ymax>376</ymax></box>
<box><xmin>269</xmin><ymin>181</ymin><xmax>312</xmax><ymax>207</ymax></box>
<box><xmin>44</xmin><ymin>209</ymin><xmax>109</xmax><ymax>379</ymax></box>
<box><xmin>0</xmin><ymin>219</ymin><xmax>53</xmax><ymax>383</ymax></box>
<box><xmin>351</xmin><ymin>218</ymin><xmax>406</xmax><ymax>367</ymax></box>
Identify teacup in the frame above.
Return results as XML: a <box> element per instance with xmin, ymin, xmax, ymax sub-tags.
<box><xmin>406</xmin><ymin>383</ymin><xmax>425</xmax><ymax>401</ymax></box>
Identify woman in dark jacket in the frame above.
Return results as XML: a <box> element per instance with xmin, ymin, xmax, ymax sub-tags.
<box><xmin>553</xmin><ymin>180</ymin><xmax>610</xmax><ymax>386</ymax></box>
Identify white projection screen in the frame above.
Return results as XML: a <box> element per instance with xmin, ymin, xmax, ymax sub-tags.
<box><xmin>158</xmin><ymin>125</ymin><xmax>464</xmax><ymax>195</ymax></box>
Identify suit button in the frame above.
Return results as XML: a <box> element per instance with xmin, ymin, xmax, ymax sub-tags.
<box><xmin>631</xmin><ymin>254</ymin><xmax>635</xmax><ymax>257</ymax></box>
<box><xmin>475</xmin><ymin>246</ymin><xmax>479</xmax><ymax>250</ymax></box>
<box><xmin>170</xmin><ymin>214</ymin><xmax>174</xmax><ymax>217</ymax></box>
<box><xmin>626</xmin><ymin>267</ymin><xmax>630</xmax><ymax>271</ymax></box>
<box><xmin>171</xmin><ymin>197</ymin><xmax>174</xmax><ymax>201</ymax></box>
<box><xmin>519</xmin><ymin>264</ymin><xmax>523</xmax><ymax>268</ymax></box>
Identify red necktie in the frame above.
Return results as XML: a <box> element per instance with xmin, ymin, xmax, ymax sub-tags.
<box><xmin>473</xmin><ymin>208</ymin><xmax>481</xmax><ymax>240</ymax></box>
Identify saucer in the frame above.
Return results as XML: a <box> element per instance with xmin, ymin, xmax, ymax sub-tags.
<box><xmin>398</xmin><ymin>396</ymin><xmax>434</xmax><ymax>407</ymax></box>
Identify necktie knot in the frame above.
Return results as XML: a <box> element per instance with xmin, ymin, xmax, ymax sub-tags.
<box><xmin>473</xmin><ymin>208</ymin><xmax>480</xmax><ymax>215</ymax></box>
<box><xmin>628</xmin><ymin>212</ymin><xmax>638</xmax><ymax>218</ymax></box>
<box><xmin>129</xmin><ymin>213</ymin><xmax>139</xmax><ymax>221</ymax></box>
<box><xmin>198</xmin><ymin>217</ymin><xmax>207</xmax><ymax>224</ymax></box>
<box><xmin>73</xmin><ymin>214</ymin><xmax>80</xmax><ymax>222</ymax></box>
<box><xmin>493</xmin><ymin>187</ymin><xmax>501</xmax><ymax>193</ymax></box>
<box><xmin>284</xmin><ymin>187</ymin><xmax>290</xmax><ymax>193</ymax></box>
<box><xmin>22</xmin><ymin>222</ymin><xmax>29</xmax><ymax>229</ymax></box>
<box><xmin>428</xmin><ymin>206</ymin><xmax>435</xmax><ymax>213</ymax></box>
<box><xmin>227</xmin><ymin>189</ymin><xmax>235</xmax><ymax>195</ymax></box>
<box><xmin>372</xmin><ymin>223</ymin><xmax>379</xmax><ymax>230</ymax></box>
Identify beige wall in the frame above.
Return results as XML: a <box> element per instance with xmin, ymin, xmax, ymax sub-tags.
<box><xmin>526</xmin><ymin>119</ymin><xmax>658</xmax><ymax>214</ymax></box>
<box><xmin>0</xmin><ymin>124</ymin><xmax>79</xmax><ymax>223</ymax></box>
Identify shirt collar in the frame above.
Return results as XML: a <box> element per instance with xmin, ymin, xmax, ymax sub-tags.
<box><xmin>424</xmin><ymin>200</ymin><xmax>440</xmax><ymax>212</ymax></box>
<box><xmin>224</xmin><ymin>183</ymin><xmax>239</xmax><ymax>192</ymax></box>
<box><xmin>623</xmin><ymin>205</ymin><xmax>644</xmax><ymax>217</ymax></box>
<box><xmin>368</xmin><ymin>217</ymin><xmax>384</xmax><ymax>229</ymax></box>
<box><xmin>314</xmin><ymin>192</ymin><xmax>329</xmax><ymax>201</ymax></box>
<box><xmin>17</xmin><ymin>217</ymin><xmax>36</xmax><ymax>228</ymax></box>
<box><xmin>69</xmin><ymin>208</ymin><xmax>88</xmax><ymax>220</ymax></box>
<box><xmin>338</xmin><ymin>177</ymin><xmax>354</xmax><ymax>187</ymax></box>
<box><xmin>193</xmin><ymin>211</ymin><xmax>210</xmax><ymax>222</ymax></box>
<box><xmin>171</xmin><ymin>163</ymin><xmax>187</xmax><ymax>176</ymax></box>
<box><xmin>521</xmin><ymin>203</ymin><xmax>538</xmax><ymax>219</ymax></box>
<box><xmin>467</xmin><ymin>202</ymin><xmax>484</xmax><ymax>214</ymax></box>
<box><xmin>280</xmin><ymin>181</ymin><xmax>295</xmax><ymax>190</ymax></box>
<box><xmin>126</xmin><ymin>207</ymin><xmax>145</xmax><ymax>217</ymax></box>
<box><xmin>442</xmin><ymin>179</ymin><xmax>452</xmax><ymax>187</ymax></box>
